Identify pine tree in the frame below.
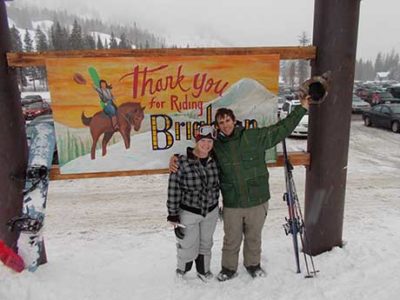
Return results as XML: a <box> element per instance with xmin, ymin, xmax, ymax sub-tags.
<box><xmin>51</xmin><ymin>21</ymin><xmax>69</xmax><ymax>50</ymax></box>
<box><xmin>10</xmin><ymin>25</ymin><xmax>23</xmax><ymax>51</ymax></box>
<box><xmin>288</xmin><ymin>62</ymin><xmax>296</xmax><ymax>88</ymax></box>
<box><xmin>109</xmin><ymin>32</ymin><xmax>118</xmax><ymax>49</ymax></box>
<box><xmin>69</xmin><ymin>19</ymin><xmax>83</xmax><ymax>50</ymax></box>
<box><xmin>35</xmin><ymin>26</ymin><xmax>49</xmax><ymax>89</ymax></box>
<box><xmin>23</xmin><ymin>29</ymin><xmax>38</xmax><ymax>90</ymax></box>
<box><xmin>118</xmin><ymin>32</ymin><xmax>129</xmax><ymax>48</ymax></box>
<box><xmin>83</xmin><ymin>34</ymin><xmax>96</xmax><ymax>49</ymax></box>
<box><xmin>145</xmin><ymin>40</ymin><xmax>150</xmax><ymax>49</ymax></box>
<box><xmin>391</xmin><ymin>53</ymin><xmax>400</xmax><ymax>81</ymax></box>
<box><xmin>280</xmin><ymin>61</ymin><xmax>287</xmax><ymax>84</ymax></box>
<box><xmin>374</xmin><ymin>52</ymin><xmax>384</xmax><ymax>73</ymax></box>
<box><xmin>9</xmin><ymin>25</ymin><xmax>27</xmax><ymax>88</ymax></box>
<box><xmin>97</xmin><ymin>35</ymin><xmax>104</xmax><ymax>49</ymax></box>
<box><xmin>297</xmin><ymin>31</ymin><xmax>310</xmax><ymax>84</ymax></box>
<box><xmin>62</xmin><ymin>27</ymin><xmax>70</xmax><ymax>50</ymax></box>
<box><xmin>35</xmin><ymin>26</ymin><xmax>48</xmax><ymax>52</ymax></box>
<box><xmin>366</xmin><ymin>60</ymin><xmax>375</xmax><ymax>81</ymax></box>
<box><xmin>355</xmin><ymin>59</ymin><xmax>362</xmax><ymax>81</ymax></box>
<box><xmin>23</xmin><ymin>29</ymin><xmax>33</xmax><ymax>52</ymax></box>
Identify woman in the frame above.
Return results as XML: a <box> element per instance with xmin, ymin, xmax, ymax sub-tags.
<box><xmin>166</xmin><ymin>125</ymin><xmax>220</xmax><ymax>280</ymax></box>
<box><xmin>94</xmin><ymin>79</ymin><xmax>119</xmax><ymax>129</ymax></box>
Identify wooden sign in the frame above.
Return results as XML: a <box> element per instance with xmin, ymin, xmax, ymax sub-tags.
<box><xmin>46</xmin><ymin>53</ymin><xmax>280</xmax><ymax>175</ymax></box>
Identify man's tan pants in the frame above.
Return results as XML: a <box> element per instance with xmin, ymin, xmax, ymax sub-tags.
<box><xmin>221</xmin><ymin>202</ymin><xmax>269</xmax><ymax>271</ymax></box>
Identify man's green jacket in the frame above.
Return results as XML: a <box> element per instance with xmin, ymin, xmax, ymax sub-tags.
<box><xmin>213</xmin><ymin>106</ymin><xmax>307</xmax><ymax>208</ymax></box>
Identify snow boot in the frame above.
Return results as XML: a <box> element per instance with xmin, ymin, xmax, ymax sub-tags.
<box><xmin>216</xmin><ymin>267</ymin><xmax>237</xmax><ymax>282</ymax></box>
<box><xmin>176</xmin><ymin>261</ymin><xmax>193</xmax><ymax>278</ymax></box>
<box><xmin>246</xmin><ymin>264</ymin><xmax>266</xmax><ymax>278</ymax></box>
<box><xmin>197</xmin><ymin>271</ymin><xmax>213</xmax><ymax>282</ymax></box>
<box><xmin>195</xmin><ymin>254</ymin><xmax>213</xmax><ymax>281</ymax></box>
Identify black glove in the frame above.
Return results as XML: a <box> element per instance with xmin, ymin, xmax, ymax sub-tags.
<box><xmin>167</xmin><ymin>215</ymin><xmax>180</xmax><ymax>223</ymax></box>
<box><xmin>174</xmin><ymin>227</ymin><xmax>185</xmax><ymax>239</ymax></box>
<box><xmin>167</xmin><ymin>215</ymin><xmax>185</xmax><ymax>239</ymax></box>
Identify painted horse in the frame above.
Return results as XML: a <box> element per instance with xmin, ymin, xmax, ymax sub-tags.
<box><xmin>81</xmin><ymin>102</ymin><xmax>145</xmax><ymax>160</ymax></box>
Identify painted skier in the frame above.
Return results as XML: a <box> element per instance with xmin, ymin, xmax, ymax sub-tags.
<box><xmin>94</xmin><ymin>79</ymin><xmax>119</xmax><ymax>130</ymax></box>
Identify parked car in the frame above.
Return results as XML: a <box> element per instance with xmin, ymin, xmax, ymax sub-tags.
<box><xmin>387</xmin><ymin>85</ymin><xmax>400</xmax><ymax>98</ymax></box>
<box><xmin>362</xmin><ymin>104</ymin><xmax>400</xmax><ymax>133</ymax></box>
<box><xmin>22</xmin><ymin>100</ymin><xmax>52</xmax><ymax>120</ymax></box>
<box><xmin>277</xmin><ymin>96</ymin><xmax>285</xmax><ymax>116</ymax></box>
<box><xmin>21</xmin><ymin>94</ymin><xmax>44</xmax><ymax>106</ymax></box>
<box><xmin>280</xmin><ymin>99</ymin><xmax>308</xmax><ymax>137</ymax></box>
<box><xmin>26</xmin><ymin>114</ymin><xmax>58</xmax><ymax>164</ymax></box>
<box><xmin>365</xmin><ymin>91</ymin><xmax>400</xmax><ymax>106</ymax></box>
<box><xmin>352</xmin><ymin>95</ymin><xmax>370</xmax><ymax>113</ymax></box>
<box><xmin>354</xmin><ymin>87</ymin><xmax>369</xmax><ymax>100</ymax></box>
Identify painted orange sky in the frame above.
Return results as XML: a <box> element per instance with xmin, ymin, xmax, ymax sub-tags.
<box><xmin>46</xmin><ymin>54</ymin><xmax>279</xmax><ymax>128</ymax></box>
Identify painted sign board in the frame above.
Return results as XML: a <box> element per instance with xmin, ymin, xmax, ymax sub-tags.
<box><xmin>46</xmin><ymin>54</ymin><xmax>280</xmax><ymax>174</ymax></box>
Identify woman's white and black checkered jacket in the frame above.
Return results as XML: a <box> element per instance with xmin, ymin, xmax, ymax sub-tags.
<box><xmin>167</xmin><ymin>148</ymin><xmax>220</xmax><ymax>218</ymax></box>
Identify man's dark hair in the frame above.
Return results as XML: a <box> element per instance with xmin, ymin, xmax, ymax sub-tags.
<box><xmin>215</xmin><ymin>108</ymin><xmax>236</xmax><ymax>124</ymax></box>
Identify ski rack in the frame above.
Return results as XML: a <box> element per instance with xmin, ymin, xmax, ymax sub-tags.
<box><xmin>282</xmin><ymin>137</ymin><xmax>318</xmax><ymax>278</ymax></box>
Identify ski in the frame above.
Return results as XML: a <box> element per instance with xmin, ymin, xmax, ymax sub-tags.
<box><xmin>281</xmin><ymin>137</ymin><xmax>318</xmax><ymax>278</ymax></box>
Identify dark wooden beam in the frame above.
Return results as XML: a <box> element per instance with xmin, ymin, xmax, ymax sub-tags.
<box><xmin>0</xmin><ymin>0</ymin><xmax>28</xmax><ymax>251</ymax></box>
<box><xmin>49</xmin><ymin>151</ymin><xmax>309</xmax><ymax>180</ymax></box>
<box><xmin>304</xmin><ymin>0</ymin><xmax>361</xmax><ymax>255</ymax></box>
<box><xmin>7</xmin><ymin>46</ymin><xmax>316</xmax><ymax>67</ymax></box>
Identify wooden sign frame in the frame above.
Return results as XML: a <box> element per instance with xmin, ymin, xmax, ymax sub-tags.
<box><xmin>7</xmin><ymin>46</ymin><xmax>315</xmax><ymax>180</ymax></box>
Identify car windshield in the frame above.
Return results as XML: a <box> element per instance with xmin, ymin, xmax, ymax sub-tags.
<box><xmin>391</xmin><ymin>106</ymin><xmax>400</xmax><ymax>113</ymax></box>
<box><xmin>23</xmin><ymin>95</ymin><xmax>42</xmax><ymax>100</ymax></box>
<box><xmin>25</xmin><ymin>102</ymin><xmax>44</xmax><ymax>109</ymax></box>
<box><xmin>379</xmin><ymin>92</ymin><xmax>393</xmax><ymax>98</ymax></box>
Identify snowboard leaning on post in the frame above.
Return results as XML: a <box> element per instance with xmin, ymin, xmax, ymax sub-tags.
<box><xmin>8</xmin><ymin>120</ymin><xmax>56</xmax><ymax>272</ymax></box>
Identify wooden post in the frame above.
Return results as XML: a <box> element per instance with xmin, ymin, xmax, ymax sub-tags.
<box><xmin>0</xmin><ymin>0</ymin><xmax>28</xmax><ymax>250</ymax></box>
<box><xmin>304</xmin><ymin>0</ymin><xmax>361</xmax><ymax>255</ymax></box>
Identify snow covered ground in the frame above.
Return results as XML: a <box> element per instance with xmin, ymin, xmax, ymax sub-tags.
<box><xmin>1</xmin><ymin>117</ymin><xmax>400</xmax><ymax>300</ymax></box>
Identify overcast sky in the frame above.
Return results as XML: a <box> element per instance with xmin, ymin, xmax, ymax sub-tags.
<box><xmin>11</xmin><ymin>0</ymin><xmax>400</xmax><ymax>60</ymax></box>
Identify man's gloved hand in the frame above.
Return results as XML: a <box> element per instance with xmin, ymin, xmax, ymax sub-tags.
<box><xmin>167</xmin><ymin>215</ymin><xmax>185</xmax><ymax>239</ymax></box>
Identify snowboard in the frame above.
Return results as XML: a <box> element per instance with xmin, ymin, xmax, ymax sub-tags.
<box><xmin>88</xmin><ymin>66</ymin><xmax>105</xmax><ymax>109</ymax></box>
<box><xmin>88</xmin><ymin>66</ymin><xmax>100</xmax><ymax>88</ymax></box>
<box><xmin>8</xmin><ymin>120</ymin><xmax>56</xmax><ymax>272</ymax></box>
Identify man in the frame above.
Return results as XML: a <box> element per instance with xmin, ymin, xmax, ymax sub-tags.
<box><xmin>170</xmin><ymin>95</ymin><xmax>310</xmax><ymax>281</ymax></box>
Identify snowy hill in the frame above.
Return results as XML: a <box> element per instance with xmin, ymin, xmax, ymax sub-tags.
<box><xmin>32</xmin><ymin>20</ymin><xmax>53</xmax><ymax>33</ymax></box>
